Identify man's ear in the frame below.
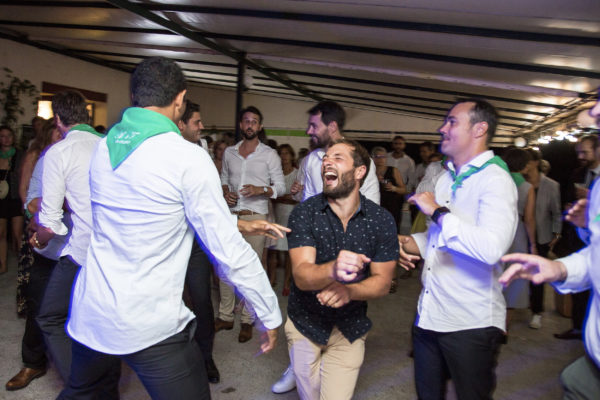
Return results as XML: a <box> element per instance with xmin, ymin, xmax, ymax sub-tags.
<box><xmin>473</xmin><ymin>121</ymin><xmax>488</xmax><ymax>139</ymax></box>
<box><xmin>354</xmin><ymin>165</ymin><xmax>367</xmax><ymax>182</ymax></box>
<box><xmin>174</xmin><ymin>90</ymin><xmax>186</xmax><ymax>118</ymax></box>
<box><xmin>327</xmin><ymin>120</ymin><xmax>338</xmax><ymax>136</ymax></box>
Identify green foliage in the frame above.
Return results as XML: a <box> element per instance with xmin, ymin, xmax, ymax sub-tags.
<box><xmin>0</xmin><ymin>68</ymin><xmax>40</xmax><ymax>128</ymax></box>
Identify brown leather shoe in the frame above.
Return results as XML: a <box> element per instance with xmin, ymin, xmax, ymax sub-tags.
<box><xmin>238</xmin><ymin>323</ymin><xmax>253</xmax><ymax>343</ymax></box>
<box><xmin>5</xmin><ymin>367</ymin><xmax>46</xmax><ymax>391</ymax></box>
<box><xmin>214</xmin><ymin>318</ymin><xmax>234</xmax><ymax>332</ymax></box>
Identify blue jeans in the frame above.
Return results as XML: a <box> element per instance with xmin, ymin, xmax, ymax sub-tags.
<box><xmin>59</xmin><ymin>320</ymin><xmax>210</xmax><ymax>400</ymax></box>
<box><xmin>36</xmin><ymin>256</ymin><xmax>80</xmax><ymax>382</ymax></box>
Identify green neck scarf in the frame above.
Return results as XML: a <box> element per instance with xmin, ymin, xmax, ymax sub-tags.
<box><xmin>69</xmin><ymin>124</ymin><xmax>103</xmax><ymax>138</ymax></box>
<box><xmin>106</xmin><ymin>107</ymin><xmax>180</xmax><ymax>169</ymax></box>
<box><xmin>449</xmin><ymin>155</ymin><xmax>509</xmax><ymax>193</ymax></box>
<box><xmin>510</xmin><ymin>172</ymin><xmax>526</xmax><ymax>187</ymax></box>
<box><xmin>0</xmin><ymin>147</ymin><xmax>16</xmax><ymax>159</ymax></box>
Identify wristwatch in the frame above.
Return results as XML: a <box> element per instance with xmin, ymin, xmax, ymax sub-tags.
<box><xmin>263</xmin><ymin>186</ymin><xmax>269</xmax><ymax>194</ymax></box>
<box><xmin>431</xmin><ymin>206</ymin><xmax>450</xmax><ymax>225</ymax></box>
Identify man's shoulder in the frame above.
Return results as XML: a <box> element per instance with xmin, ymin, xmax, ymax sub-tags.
<box><xmin>362</xmin><ymin>196</ymin><xmax>396</xmax><ymax>224</ymax></box>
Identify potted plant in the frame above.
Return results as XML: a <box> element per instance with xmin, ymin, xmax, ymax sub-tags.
<box><xmin>0</xmin><ymin>68</ymin><xmax>39</xmax><ymax>128</ymax></box>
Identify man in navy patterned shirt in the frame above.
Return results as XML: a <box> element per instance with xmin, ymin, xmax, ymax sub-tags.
<box><xmin>285</xmin><ymin>139</ymin><xmax>399</xmax><ymax>400</ymax></box>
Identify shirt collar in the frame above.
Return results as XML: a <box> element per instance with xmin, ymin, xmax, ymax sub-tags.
<box><xmin>448</xmin><ymin>150</ymin><xmax>494</xmax><ymax>175</ymax></box>
<box><xmin>318</xmin><ymin>193</ymin><xmax>367</xmax><ymax>218</ymax></box>
<box><xmin>234</xmin><ymin>140</ymin><xmax>267</xmax><ymax>154</ymax></box>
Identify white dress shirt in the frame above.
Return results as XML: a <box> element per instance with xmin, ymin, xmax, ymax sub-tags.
<box><xmin>27</xmin><ymin>154</ymin><xmax>71</xmax><ymax>260</ymax></box>
<box><xmin>67</xmin><ymin>133</ymin><xmax>282</xmax><ymax>354</ymax></box>
<box><xmin>221</xmin><ymin>141</ymin><xmax>285</xmax><ymax>215</ymax></box>
<box><xmin>387</xmin><ymin>152</ymin><xmax>415</xmax><ymax>188</ymax></box>
<box><xmin>38</xmin><ymin>129</ymin><xmax>100</xmax><ymax>266</ymax></box>
<box><xmin>554</xmin><ymin>182</ymin><xmax>600</xmax><ymax>368</ymax></box>
<box><xmin>299</xmin><ymin>148</ymin><xmax>380</xmax><ymax>204</ymax></box>
<box><xmin>412</xmin><ymin>151</ymin><xmax>518</xmax><ymax>333</ymax></box>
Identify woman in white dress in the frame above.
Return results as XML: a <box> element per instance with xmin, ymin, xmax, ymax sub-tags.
<box><xmin>268</xmin><ymin>144</ymin><xmax>298</xmax><ymax>295</ymax></box>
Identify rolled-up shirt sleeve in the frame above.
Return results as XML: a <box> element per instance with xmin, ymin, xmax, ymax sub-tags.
<box><xmin>268</xmin><ymin>151</ymin><xmax>285</xmax><ymax>200</ymax></box>
<box><xmin>436</xmin><ymin>173</ymin><xmax>518</xmax><ymax>265</ymax></box>
<box><xmin>182</xmin><ymin>151</ymin><xmax>282</xmax><ymax>329</ymax></box>
<box><xmin>38</xmin><ymin>148</ymin><xmax>68</xmax><ymax>236</ymax></box>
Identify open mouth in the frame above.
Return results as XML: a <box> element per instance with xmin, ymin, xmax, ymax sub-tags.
<box><xmin>323</xmin><ymin>170</ymin><xmax>338</xmax><ymax>186</ymax></box>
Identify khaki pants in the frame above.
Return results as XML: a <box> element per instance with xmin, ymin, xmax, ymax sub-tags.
<box><xmin>285</xmin><ymin>318</ymin><xmax>366</xmax><ymax>400</ymax></box>
<box><xmin>218</xmin><ymin>213</ymin><xmax>266</xmax><ymax>325</ymax></box>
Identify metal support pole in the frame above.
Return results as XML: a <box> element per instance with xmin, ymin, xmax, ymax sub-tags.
<box><xmin>235</xmin><ymin>56</ymin><xmax>246</xmax><ymax>142</ymax></box>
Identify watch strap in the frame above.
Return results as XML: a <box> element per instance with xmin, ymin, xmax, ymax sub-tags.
<box><xmin>432</xmin><ymin>206</ymin><xmax>450</xmax><ymax>225</ymax></box>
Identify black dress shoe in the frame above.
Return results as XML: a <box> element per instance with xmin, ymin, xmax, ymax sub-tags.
<box><xmin>205</xmin><ymin>358</ymin><xmax>220</xmax><ymax>384</ymax></box>
<box><xmin>553</xmin><ymin>328</ymin><xmax>582</xmax><ymax>340</ymax></box>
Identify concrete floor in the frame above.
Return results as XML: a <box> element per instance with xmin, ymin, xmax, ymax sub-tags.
<box><xmin>0</xmin><ymin>251</ymin><xmax>584</xmax><ymax>400</ymax></box>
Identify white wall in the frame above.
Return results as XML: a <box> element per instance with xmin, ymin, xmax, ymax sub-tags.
<box><xmin>1</xmin><ymin>38</ymin><xmax>453</xmax><ymax>152</ymax></box>
<box><xmin>0</xmin><ymin>38</ymin><xmax>130</xmax><ymax>128</ymax></box>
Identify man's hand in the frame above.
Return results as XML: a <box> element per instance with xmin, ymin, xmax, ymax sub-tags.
<box><xmin>499</xmin><ymin>253</ymin><xmax>567</xmax><ymax>287</ymax></box>
<box><xmin>398</xmin><ymin>235</ymin><xmax>420</xmax><ymax>270</ymax></box>
<box><xmin>565</xmin><ymin>198</ymin><xmax>588</xmax><ymax>229</ymax></box>
<box><xmin>316</xmin><ymin>281</ymin><xmax>351</xmax><ymax>308</ymax></box>
<box><xmin>290</xmin><ymin>181</ymin><xmax>303</xmax><ymax>195</ymax></box>
<box><xmin>238</xmin><ymin>219</ymin><xmax>291</xmax><ymax>240</ymax></box>
<box><xmin>30</xmin><ymin>224</ymin><xmax>55</xmax><ymax>249</ymax></box>
<box><xmin>408</xmin><ymin>192</ymin><xmax>439</xmax><ymax>216</ymax></box>
<box><xmin>224</xmin><ymin>191</ymin><xmax>239</xmax><ymax>206</ymax></box>
<box><xmin>259</xmin><ymin>328</ymin><xmax>278</xmax><ymax>354</ymax></box>
<box><xmin>332</xmin><ymin>250</ymin><xmax>370</xmax><ymax>282</ymax></box>
<box><xmin>575</xmin><ymin>186</ymin><xmax>589</xmax><ymax>200</ymax></box>
<box><xmin>240</xmin><ymin>184</ymin><xmax>266</xmax><ymax>197</ymax></box>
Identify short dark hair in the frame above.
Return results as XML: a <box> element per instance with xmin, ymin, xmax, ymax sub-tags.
<box><xmin>456</xmin><ymin>98</ymin><xmax>498</xmax><ymax>143</ymax></box>
<box><xmin>502</xmin><ymin>147</ymin><xmax>532</xmax><ymax>173</ymax></box>
<box><xmin>0</xmin><ymin>125</ymin><xmax>15</xmax><ymax>139</ymax></box>
<box><xmin>52</xmin><ymin>90</ymin><xmax>89</xmax><ymax>126</ymax></box>
<box><xmin>580</xmin><ymin>134</ymin><xmax>599</xmax><ymax>149</ymax></box>
<box><xmin>131</xmin><ymin>57</ymin><xmax>187</xmax><ymax>108</ymax></box>
<box><xmin>331</xmin><ymin>139</ymin><xmax>370</xmax><ymax>186</ymax></box>
<box><xmin>181</xmin><ymin>100</ymin><xmax>200</xmax><ymax>124</ymax></box>
<box><xmin>393</xmin><ymin>135</ymin><xmax>406</xmax><ymax>142</ymax></box>
<box><xmin>277</xmin><ymin>143</ymin><xmax>296</xmax><ymax>161</ymax></box>
<box><xmin>308</xmin><ymin>101</ymin><xmax>346</xmax><ymax>131</ymax></box>
<box><xmin>239</xmin><ymin>106</ymin><xmax>263</xmax><ymax>124</ymax></box>
<box><xmin>419</xmin><ymin>141</ymin><xmax>435</xmax><ymax>151</ymax></box>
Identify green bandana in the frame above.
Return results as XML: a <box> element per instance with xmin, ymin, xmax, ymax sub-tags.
<box><xmin>449</xmin><ymin>155</ymin><xmax>509</xmax><ymax>193</ymax></box>
<box><xmin>106</xmin><ymin>107</ymin><xmax>180</xmax><ymax>169</ymax></box>
<box><xmin>510</xmin><ymin>172</ymin><xmax>526</xmax><ymax>187</ymax></box>
<box><xmin>69</xmin><ymin>124</ymin><xmax>103</xmax><ymax>138</ymax></box>
<box><xmin>0</xmin><ymin>147</ymin><xmax>16</xmax><ymax>159</ymax></box>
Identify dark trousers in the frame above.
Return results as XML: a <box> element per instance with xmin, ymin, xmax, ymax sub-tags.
<box><xmin>185</xmin><ymin>240</ymin><xmax>215</xmax><ymax>361</ymax></box>
<box><xmin>59</xmin><ymin>321</ymin><xmax>210</xmax><ymax>400</ymax></box>
<box><xmin>413</xmin><ymin>325</ymin><xmax>504</xmax><ymax>400</ymax></box>
<box><xmin>36</xmin><ymin>256</ymin><xmax>80</xmax><ymax>382</ymax></box>
<box><xmin>572</xmin><ymin>290</ymin><xmax>591</xmax><ymax>330</ymax></box>
<box><xmin>22</xmin><ymin>253</ymin><xmax>57</xmax><ymax>369</ymax></box>
<box><xmin>529</xmin><ymin>242</ymin><xmax>549</xmax><ymax>314</ymax></box>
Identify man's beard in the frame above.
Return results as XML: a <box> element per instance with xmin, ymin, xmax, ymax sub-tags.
<box><xmin>243</xmin><ymin>129</ymin><xmax>257</xmax><ymax>140</ymax></box>
<box><xmin>323</xmin><ymin>169</ymin><xmax>357</xmax><ymax>199</ymax></box>
<box><xmin>311</xmin><ymin>130</ymin><xmax>331</xmax><ymax>149</ymax></box>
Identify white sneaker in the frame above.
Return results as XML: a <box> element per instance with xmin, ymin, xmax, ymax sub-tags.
<box><xmin>529</xmin><ymin>314</ymin><xmax>542</xmax><ymax>329</ymax></box>
<box><xmin>271</xmin><ymin>366</ymin><xmax>296</xmax><ymax>394</ymax></box>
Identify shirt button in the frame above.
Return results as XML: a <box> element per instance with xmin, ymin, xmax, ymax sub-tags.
<box><xmin>432</xmin><ymin>245</ymin><xmax>435</xmax><ymax>248</ymax></box>
<box><xmin>426</xmin><ymin>290</ymin><xmax>429</xmax><ymax>294</ymax></box>
<box><xmin>427</xmin><ymin>268</ymin><xmax>431</xmax><ymax>271</ymax></box>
